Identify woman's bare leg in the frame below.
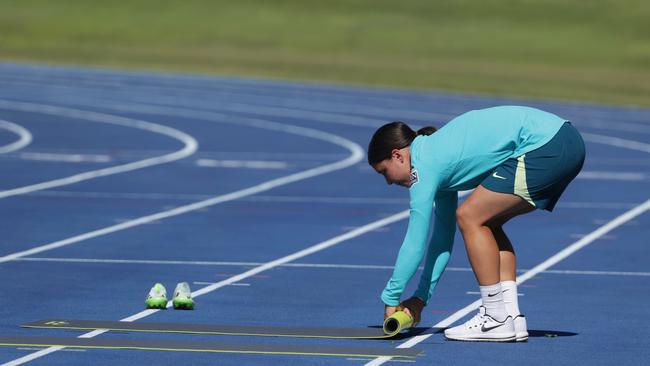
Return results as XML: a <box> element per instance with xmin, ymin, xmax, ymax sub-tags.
<box><xmin>492</xmin><ymin>226</ymin><xmax>516</xmax><ymax>282</ymax></box>
<box><xmin>456</xmin><ymin>185</ymin><xmax>534</xmax><ymax>286</ymax></box>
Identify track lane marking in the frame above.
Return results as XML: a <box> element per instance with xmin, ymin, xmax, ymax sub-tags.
<box><xmin>0</xmin><ymin>119</ymin><xmax>32</xmax><ymax>153</ymax></box>
<box><xmin>0</xmin><ymin>101</ymin><xmax>198</xmax><ymax>199</ymax></box>
<box><xmin>195</xmin><ymin>159</ymin><xmax>289</xmax><ymax>169</ymax></box>
<box><xmin>0</xmin><ymin>112</ymin><xmax>363</xmax><ymax>264</ymax></box>
<box><xmin>17</xmin><ymin>152</ymin><xmax>112</xmax><ymax>163</ymax></box>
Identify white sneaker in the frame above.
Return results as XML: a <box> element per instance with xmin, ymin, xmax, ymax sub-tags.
<box><xmin>514</xmin><ymin>314</ymin><xmax>528</xmax><ymax>342</ymax></box>
<box><xmin>145</xmin><ymin>283</ymin><xmax>168</xmax><ymax>309</ymax></box>
<box><xmin>444</xmin><ymin>306</ymin><xmax>516</xmax><ymax>342</ymax></box>
<box><xmin>172</xmin><ymin>282</ymin><xmax>195</xmax><ymax>310</ymax></box>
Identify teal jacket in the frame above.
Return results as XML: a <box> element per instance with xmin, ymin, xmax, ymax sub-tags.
<box><xmin>381</xmin><ymin>106</ymin><xmax>567</xmax><ymax>306</ymax></box>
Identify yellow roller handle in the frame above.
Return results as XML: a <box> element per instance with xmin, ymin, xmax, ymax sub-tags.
<box><xmin>382</xmin><ymin>311</ymin><xmax>413</xmax><ymax>337</ymax></box>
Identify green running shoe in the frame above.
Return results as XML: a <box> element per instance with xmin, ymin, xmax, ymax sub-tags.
<box><xmin>172</xmin><ymin>282</ymin><xmax>195</xmax><ymax>310</ymax></box>
<box><xmin>145</xmin><ymin>283</ymin><xmax>168</xmax><ymax>309</ymax></box>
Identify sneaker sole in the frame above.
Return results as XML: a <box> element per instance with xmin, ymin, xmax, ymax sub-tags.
<box><xmin>445</xmin><ymin>334</ymin><xmax>516</xmax><ymax>342</ymax></box>
<box><xmin>172</xmin><ymin>299</ymin><xmax>195</xmax><ymax>310</ymax></box>
<box><xmin>145</xmin><ymin>299</ymin><xmax>168</xmax><ymax>309</ymax></box>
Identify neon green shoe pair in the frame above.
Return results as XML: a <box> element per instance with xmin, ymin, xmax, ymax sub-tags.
<box><xmin>145</xmin><ymin>282</ymin><xmax>195</xmax><ymax>310</ymax></box>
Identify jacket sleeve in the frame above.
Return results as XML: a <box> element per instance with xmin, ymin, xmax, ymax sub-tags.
<box><xmin>413</xmin><ymin>190</ymin><xmax>458</xmax><ymax>304</ymax></box>
<box><xmin>381</xmin><ymin>169</ymin><xmax>439</xmax><ymax>306</ymax></box>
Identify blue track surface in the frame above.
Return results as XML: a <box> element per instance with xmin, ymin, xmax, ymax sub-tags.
<box><xmin>0</xmin><ymin>63</ymin><xmax>648</xmax><ymax>365</ymax></box>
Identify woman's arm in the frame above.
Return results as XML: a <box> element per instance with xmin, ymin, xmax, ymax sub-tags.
<box><xmin>413</xmin><ymin>190</ymin><xmax>458</xmax><ymax>304</ymax></box>
<box><xmin>380</xmin><ymin>173</ymin><xmax>438</xmax><ymax>306</ymax></box>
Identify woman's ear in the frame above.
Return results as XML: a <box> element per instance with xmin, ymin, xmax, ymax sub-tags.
<box><xmin>391</xmin><ymin>148</ymin><xmax>404</xmax><ymax>163</ymax></box>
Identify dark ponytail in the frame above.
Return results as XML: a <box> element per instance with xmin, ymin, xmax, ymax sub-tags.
<box><xmin>367</xmin><ymin>121</ymin><xmax>437</xmax><ymax>165</ymax></box>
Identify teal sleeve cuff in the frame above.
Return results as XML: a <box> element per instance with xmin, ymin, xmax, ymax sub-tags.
<box><xmin>381</xmin><ymin>290</ymin><xmax>400</xmax><ymax>307</ymax></box>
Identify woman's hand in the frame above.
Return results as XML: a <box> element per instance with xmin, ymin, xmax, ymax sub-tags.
<box><xmin>384</xmin><ymin>305</ymin><xmax>400</xmax><ymax>320</ymax></box>
<box><xmin>399</xmin><ymin>297</ymin><xmax>425</xmax><ymax>327</ymax></box>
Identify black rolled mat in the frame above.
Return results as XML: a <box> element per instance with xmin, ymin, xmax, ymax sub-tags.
<box><xmin>23</xmin><ymin>319</ymin><xmax>396</xmax><ymax>339</ymax></box>
<box><xmin>0</xmin><ymin>335</ymin><xmax>422</xmax><ymax>358</ymax></box>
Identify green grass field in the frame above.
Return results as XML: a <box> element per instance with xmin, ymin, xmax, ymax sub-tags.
<box><xmin>1</xmin><ymin>0</ymin><xmax>648</xmax><ymax>106</ymax></box>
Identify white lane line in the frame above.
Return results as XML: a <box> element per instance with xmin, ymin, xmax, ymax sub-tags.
<box><xmin>0</xmin><ymin>100</ymin><xmax>198</xmax><ymax>199</ymax></box>
<box><xmin>195</xmin><ymin>159</ymin><xmax>289</xmax><ymax>169</ymax></box>
<box><xmin>0</xmin><ymin>119</ymin><xmax>32</xmax><ymax>153</ymax></box>
<box><xmin>577</xmin><ymin>171</ymin><xmax>646</xmax><ymax>181</ymax></box>
<box><xmin>194</xmin><ymin>281</ymin><xmax>251</xmax><ymax>287</ymax></box>
<box><xmin>0</xmin><ymin>148</ymin><xmax>347</xmax><ymax>161</ymax></box>
<box><xmin>17</xmin><ymin>152</ymin><xmax>112</xmax><ymax>163</ymax></box>
<box><xmin>466</xmin><ymin>291</ymin><xmax>525</xmax><ymax>296</ymax></box>
<box><xmin>15</xmin><ymin>257</ymin><xmax>650</xmax><ymax>277</ymax></box>
<box><xmin>0</xmin><ymin>114</ymin><xmax>363</xmax><ymax>264</ymax></box>
<box><xmin>570</xmin><ymin>233</ymin><xmax>616</xmax><ymax>240</ymax></box>
<box><xmin>582</xmin><ymin>132</ymin><xmax>650</xmax><ymax>154</ymax></box>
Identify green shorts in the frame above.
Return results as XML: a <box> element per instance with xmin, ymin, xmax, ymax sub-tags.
<box><xmin>481</xmin><ymin>122</ymin><xmax>586</xmax><ymax>211</ymax></box>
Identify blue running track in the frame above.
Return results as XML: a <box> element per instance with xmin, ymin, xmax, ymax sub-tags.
<box><xmin>0</xmin><ymin>63</ymin><xmax>648</xmax><ymax>365</ymax></box>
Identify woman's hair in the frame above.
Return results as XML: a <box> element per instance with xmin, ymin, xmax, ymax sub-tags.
<box><xmin>367</xmin><ymin>122</ymin><xmax>437</xmax><ymax>165</ymax></box>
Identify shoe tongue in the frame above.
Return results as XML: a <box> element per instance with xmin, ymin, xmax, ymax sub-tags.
<box><xmin>479</xmin><ymin>306</ymin><xmax>487</xmax><ymax>316</ymax></box>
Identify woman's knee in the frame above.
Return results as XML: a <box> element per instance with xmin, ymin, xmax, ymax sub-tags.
<box><xmin>456</xmin><ymin>204</ymin><xmax>477</xmax><ymax>231</ymax></box>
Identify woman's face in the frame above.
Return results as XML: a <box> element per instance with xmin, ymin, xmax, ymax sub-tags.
<box><xmin>372</xmin><ymin>148</ymin><xmax>412</xmax><ymax>187</ymax></box>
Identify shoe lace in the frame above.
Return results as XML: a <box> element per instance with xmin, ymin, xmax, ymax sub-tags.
<box><xmin>465</xmin><ymin>313</ymin><xmax>487</xmax><ymax>329</ymax></box>
<box><xmin>465</xmin><ymin>306</ymin><xmax>492</xmax><ymax>329</ymax></box>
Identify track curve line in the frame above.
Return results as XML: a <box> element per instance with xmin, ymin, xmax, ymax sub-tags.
<box><xmin>0</xmin><ymin>119</ymin><xmax>33</xmax><ymax>154</ymax></box>
<box><xmin>0</xmin><ymin>100</ymin><xmax>199</xmax><ymax>199</ymax></box>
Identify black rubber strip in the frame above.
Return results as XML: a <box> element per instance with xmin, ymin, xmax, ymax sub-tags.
<box><xmin>23</xmin><ymin>319</ymin><xmax>393</xmax><ymax>339</ymax></box>
<box><xmin>0</xmin><ymin>335</ymin><xmax>422</xmax><ymax>358</ymax></box>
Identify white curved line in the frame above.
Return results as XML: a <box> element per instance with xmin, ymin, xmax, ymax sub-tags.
<box><xmin>0</xmin><ymin>119</ymin><xmax>32</xmax><ymax>153</ymax></box>
<box><xmin>0</xmin><ymin>106</ymin><xmax>363</xmax><ymax>263</ymax></box>
<box><xmin>0</xmin><ymin>100</ymin><xmax>198</xmax><ymax>199</ymax></box>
